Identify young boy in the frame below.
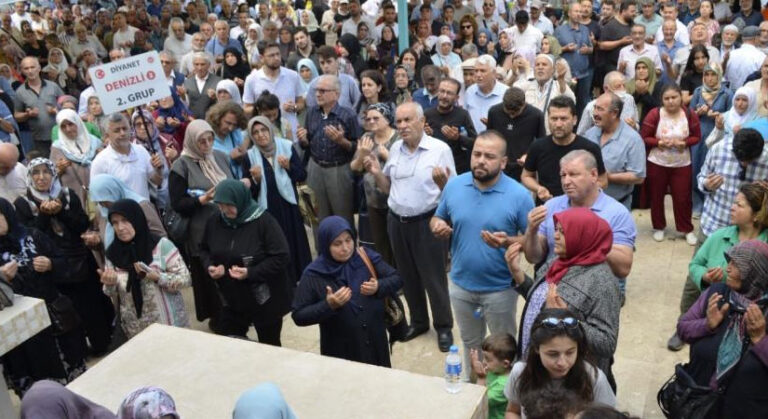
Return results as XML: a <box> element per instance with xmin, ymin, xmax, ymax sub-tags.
<box><xmin>470</xmin><ymin>334</ymin><xmax>517</xmax><ymax>419</ymax></box>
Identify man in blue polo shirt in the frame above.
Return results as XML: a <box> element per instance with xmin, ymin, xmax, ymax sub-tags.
<box><xmin>522</xmin><ymin>149</ymin><xmax>636</xmax><ymax>280</ymax></box>
<box><xmin>431</xmin><ymin>131</ymin><xmax>534</xmax><ymax>379</ymax></box>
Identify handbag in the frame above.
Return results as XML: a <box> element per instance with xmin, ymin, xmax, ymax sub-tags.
<box><xmin>47</xmin><ymin>294</ymin><xmax>82</xmax><ymax>336</ymax></box>
<box><xmin>163</xmin><ymin>207</ymin><xmax>190</xmax><ymax>245</ymax></box>
<box><xmin>356</xmin><ymin>247</ymin><xmax>409</xmax><ymax>344</ymax></box>
<box><xmin>0</xmin><ymin>277</ymin><xmax>13</xmax><ymax>310</ymax></box>
<box><xmin>657</xmin><ymin>363</ymin><xmax>723</xmax><ymax>419</ymax></box>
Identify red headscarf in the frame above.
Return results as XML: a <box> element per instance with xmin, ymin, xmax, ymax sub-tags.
<box><xmin>546</xmin><ymin>207</ymin><xmax>613</xmax><ymax>285</ymax></box>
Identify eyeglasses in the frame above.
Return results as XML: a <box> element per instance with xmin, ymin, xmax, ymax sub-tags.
<box><xmin>537</xmin><ymin>317</ymin><xmax>580</xmax><ymax>329</ymax></box>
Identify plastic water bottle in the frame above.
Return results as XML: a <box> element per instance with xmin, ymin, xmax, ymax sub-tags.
<box><xmin>445</xmin><ymin>345</ymin><xmax>462</xmax><ymax>393</ymax></box>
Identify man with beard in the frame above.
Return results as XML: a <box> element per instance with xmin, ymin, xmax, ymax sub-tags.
<box><xmin>430</xmin><ymin>130</ymin><xmax>533</xmax><ymax>379</ymax></box>
<box><xmin>366</xmin><ymin>102</ymin><xmax>456</xmax><ymax>352</ymax></box>
<box><xmin>424</xmin><ymin>78</ymin><xmax>477</xmax><ymax>174</ymax></box>
<box><xmin>286</xmin><ymin>27</ymin><xmax>321</xmax><ymax>71</ymax></box>
<box><xmin>521</xmin><ymin>96</ymin><xmax>606</xmax><ymax>204</ymax></box>
<box><xmin>243</xmin><ymin>41</ymin><xmax>305</xmax><ymax>139</ymax></box>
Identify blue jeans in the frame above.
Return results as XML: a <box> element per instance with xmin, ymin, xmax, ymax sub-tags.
<box><xmin>691</xmin><ymin>142</ymin><xmax>708</xmax><ymax>214</ymax></box>
<box><xmin>449</xmin><ymin>281</ymin><xmax>518</xmax><ymax>381</ymax></box>
<box><xmin>575</xmin><ymin>69</ymin><xmax>594</xmax><ymax>123</ymax></box>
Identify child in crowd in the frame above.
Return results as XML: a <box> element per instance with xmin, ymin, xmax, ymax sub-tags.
<box><xmin>504</xmin><ymin>308</ymin><xmax>616</xmax><ymax>419</ymax></box>
<box><xmin>470</xmin><ymin>333</ymin><xmax>517</xmax><ymax>419</ymax></box>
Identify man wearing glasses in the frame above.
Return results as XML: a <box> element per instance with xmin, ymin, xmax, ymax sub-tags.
<box><xmin>365</xmin><ymin>102</ymin><xmax>456</xmax><ymax>352</ymax></box>
<box><xmin>474</xmin><ymin>0</ymin><xmax>508</xmax><ymax>41</ymax></box>
<box><xmin>298</xmin><ymin>75</ymin><xmax>361</xmax><ymax>227</ymax></box>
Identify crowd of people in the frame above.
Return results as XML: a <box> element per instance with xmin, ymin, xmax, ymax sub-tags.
<box><xmin>1</xmin><ymin>0</ymin><xmax>768</xmax><ymax>417</ymax></box>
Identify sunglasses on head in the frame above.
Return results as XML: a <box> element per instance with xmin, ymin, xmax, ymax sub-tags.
<box><xmin>537</xmin><ymin>317</ymin><xmax>580</xmax><ymax>329</ymax></box>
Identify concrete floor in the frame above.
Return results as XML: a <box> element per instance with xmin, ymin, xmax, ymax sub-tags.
<box><xmin>8</xmin><ymin>205</ymin><xmax>693</xmax><ymax>418</ymax></box>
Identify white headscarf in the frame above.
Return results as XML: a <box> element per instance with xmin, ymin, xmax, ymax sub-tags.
<box><xmin>55</xmin><ymin>109</ymin><xmax>94</xmax><ymax>161</ymax></box>
<box><xmin>216</xmin><ymin>79</ymin><xmax>243</xmax><ymax>105</ymax></box>
<box><xmin>43</xmin><ymin>48</ymin><xmax>70</xmax><ymax>87</ymax></box>
<box><xmin>725</xmin><ymin>86</ymin><xmax>759</xmax><ymax>134</ymax></box>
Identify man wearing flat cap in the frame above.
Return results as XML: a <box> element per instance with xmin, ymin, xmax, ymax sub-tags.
<box><xmin>724</xmin><ymin>25</ymin><xmax>767</xmax><ymax>89</ymax></box>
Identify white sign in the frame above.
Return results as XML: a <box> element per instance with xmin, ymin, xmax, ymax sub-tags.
<box><xmin>88</xmin><ymin>51</ymin><xmax>168</xmax><ymax>114</ymax></box>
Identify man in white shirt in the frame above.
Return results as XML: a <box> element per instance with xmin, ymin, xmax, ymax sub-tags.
<box><xmin>10</xmin><ymin>2</ymin><xmax>31</xmax><ymax>31</ymax></box>
<box><xmin>90</xmin><ymin>113</ymin><xmax>165</xmax><ymax>201</ymax></box>
<box><xmin>366</xmin><ymin>102</ymin><xmax>457</xmax><ymax>353</ymax></box>
<box><xmin>0</xmin><ymin>143</ymin><xmax>26</xmax><ymax>203</ymax></box>
<box><xmin>179</xmin><ymin>33</ymin><xmax>213</xmax><ymax>77</ymax></box>
<box><xmin>655</xmin><ymin>3</ymin><xmax>690</xmax><ymax>46</ymax></box>
<box><xmin>724</xmin><ymin>26</ymin><xmax>767</xmax><ymax>89</ymax></box>
<box><xmin>163</xmin><ymin>18</ymin><xmax>193</xmax><ymax>70</ymax></box>
<box><xmin>529</xmin><ymin>0</ymin><xmax>554</xmax><ymax>36</ymax></box>
<box><xmin>111</xmin><ymin>11</ymin><xmax>140</xmax><ymax>54</ymax></box>
<box><xmin>69</xmin><ymin>23</ymin><xmax>108</xmax><ymax>60</ymax></box>
<box><xmin>514</xmin><ymin>54</ymin><xmax>576</xmax><ymax>134</ymax></box>
<box><xmin>672</xmin><ymin>22</ymin><xmax>720</xmax><ymax>82</ymax></box>
<box><xmin>375</xmin><ymin>2</ymin><xmax>399</xmax><ymax>39</ymax></box>
<box><xmin>503</xmin><ymin>10</ymin><xmax>544</xmax><ymax>52</ymax></box>
<box><xmin>341</xmin><ymin>0</ymin><xmax>375</xmax><ymax>40</ymax></box>
<box><xmin>618</xmin><ymin>24</ymin><xmax>662</xmax><ymax>79</ymax></box>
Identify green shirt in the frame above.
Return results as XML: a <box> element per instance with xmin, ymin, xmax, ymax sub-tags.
<box><xmin>50</xmin><ymin>121</ymin><xmax>102</xmax><ymax>142</ymax></box>
<box><xmin>689</xmin><ymin>225</ymin><xmax>768</xmax><ymax>289</ymax></box>
<box><xmin>486</xmin><ymin>371</ymin><xmax>510</xmax><ymax>419</ymax></box>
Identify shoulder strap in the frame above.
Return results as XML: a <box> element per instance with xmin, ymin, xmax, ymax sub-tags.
<box><xmin>357</xmin><ymin>247</ymin><xmax>377</xmax><ymax>280</ymax></box>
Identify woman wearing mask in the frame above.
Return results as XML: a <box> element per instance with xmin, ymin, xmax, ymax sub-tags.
<box><xmin>241</xmin><ymin>116</ymin><xmax>310</xmax><ymax>286</ymax></box>
<box><xmin>350</xmin><ymin>104</ymin><xmax>398</xmax><ymax>265</ymax></box>
<box><xmin>504</xmin><ymin>309</ymin><xmax>616</xmax><ymax>418</ymax></box>
<box><xmin>200</xmin><ymin>179</ymin><xmax>291</xmax><ymax>345</ymax></box>
<box><xmin>101</xmin><ymin>199</ymin><xmax>190</xmax><ymax>339</ymax></box>
<box><xmin>676</xmin><ymin>240</ymin><xmax>768</xmax><ymax>418</ymax></box>
<box><xmin>668</xmin><ymin>182</ymin><xmax>768</xmax><ymax>351</ymax></box>
<box><xmin>641</xmin><ymin>84</ymin><xmax>702</xmax><ymax>245</ymax></box>
<box><xmin>506</xmin><ymin>207</ymin><xmax>621</xmax><ymax>389</ymax></box>
<box><xmin>292</xmin><ymin>216</ymin><xmax>403</xmax><ymax>367</ymax></box>
<box><xmin>14</xmin><ymin>158</ymin><xmax>114</xmax><ymax>356</ymax></box>
<box><xmin>0</xmin><ymin>198</ymin><xmax>87</xmax><ymax>395</ymax></box>
<box><xmin>169</xmin><ymin>120</ymin><xmax>233</xmax><ymax>329</ymax></box>
<box><xmin>51</xmin><ymin>109</ymin><xmax>103</xmax><ymax>207</ymax></box>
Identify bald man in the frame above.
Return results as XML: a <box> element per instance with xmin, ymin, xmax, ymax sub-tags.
<box><xmin>13</xmin><ymin>57</ymin><xmax>64</xmax><ymax>156</ymax></box>
<box><xmin>0</xmin><ymin>142</ymin><xmax>26</xmax><ymax>202</ymax></box>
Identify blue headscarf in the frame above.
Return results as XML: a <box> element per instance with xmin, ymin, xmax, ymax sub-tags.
<box><xmin>232</xmin><ymin>382</ymin><xmax>297</xmax><ymax>419</ymax></box>
<box><xmin>89</xmin><ymin>174</ymin><xmax>147</xmax><ymax>248</ymax></box>
<box><xmin>296</xmin><ymin>58</ymin><xmax>319</xmax><ymax>91</ymax></box>
<box><xmin>156</xmin><ymin>87</ymin><xmax>192</xmax><ymax>135</ymax></box>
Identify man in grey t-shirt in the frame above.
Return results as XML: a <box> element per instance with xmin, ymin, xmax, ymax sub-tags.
<box><xmin>13</xmin><ymin>57</ymin><xmax>64</xmax><ymax>156</ymax></box>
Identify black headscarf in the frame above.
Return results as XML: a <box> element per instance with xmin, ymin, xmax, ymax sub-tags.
<box><xmin>0</xmin><ymin>197</ymin><xmax>27</xmax><ymax>253</ymax></box>
<box><xmin>339</xmin><ymin>33</ymin><xmax>365</xmax><ymax>78</ymax></box>
<box><xmin>105</xmin><ymin>199</ymin><xmax>160</xmax><ymax>317</ymax></box>
<box><xmin>221</xmin><ymin>46</ymin><xmax>251</xmax><ymax>82</ymax></box>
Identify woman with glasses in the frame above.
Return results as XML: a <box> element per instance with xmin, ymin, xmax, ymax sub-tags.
<box><xmin>667</xmin><ymin>182</ymin><xmax>768</xmax><ymax>351</ymax></box>
<box><xmin>506</xmin><ymin>207</ymin><xmax>620</xmax><ymax>389</ymax></box>
<box><xmin>503</xmin><ymin>308</ymin><xmax>616</xmax><ymax>419</ymax></box>
<box><xmin>350</xmin><ymin>104</ymin><xmax>399</xmax><ymax>266</ymax></box>
<box><xmin>676</xmin><ymin>239</ymin><xmax>768</xmax><ymax>418</ymax></box>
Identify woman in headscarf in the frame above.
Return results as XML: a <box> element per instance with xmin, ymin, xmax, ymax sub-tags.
<box><xmin>377</xmin><ymin>25</ymin><xmax>398</xmax><ymax>61</ymax></box>
<box><xmin>0</xmin><ymin>198</ymin><xmax>87</xmax><ymax>396</ymax></box>
<box><xmin>153</xmin><ymin>88</ymin><xmax>192</xmax><ymax>147</ymax></box>
<box><xmin>14</xmin><ymin>158</ymin><xmax>114</xmax><ymax>356</ymax></box>
<box><xmin>677</xmin><ymin>240</ymin><xmax>768</xmax><ymax>418</ymax></box>
<box><xmin>20</xmin><ymin>380</ymin><xmax>116</xmax><ymax>419</ymax></box>
<box><xmin>241</xmin><ymin>116</ymin><xmax>310</xmax><ymax>286</ymax></box>
<box><xmin>431</xmin><ymin>35</ymin><xmax>462</xmax><ymax>78</ymax></box>
<box><xmin>278</xmin><ymin>26</ymin><xmax>295</xmax><ymax>63</ymax></box>
<box><xmin>101</xmin><ymin>199</ymin><xmax>190</xmax><ymax>339</ymax></box>
<box><xmin>476</xmin><ymin>28</ymin><xmax>493</xmax><ymax>55</ymax></box>
<box><xmin>169</xmin><ymin>120</ymin><xmax>233</xmax><ymax>329</ymax></box>
<box><xmin>338</xmin><ymin>33</ymin><xmax>366</xmax><ymax>79</ymax></box>
<box><xmin>51</xmin><ymin>109</ymin><xmax>103</xmax><ymax>207</ymax></box>
<box><xmin>117</xmin><ymin>386</ymin><xmax>179</xmax><ymax>419</ymax></box>
<box><xmin>297</xmin><ymin>58</ymin><xmax>319</xmax><ymax>92</ymax></box>
<box><xmin>689</xmin><ymin>63</ymin><xmax>733</xmax><ymax>216</ymax></box>
<box><xmin>216</xmin><ymin>79</ymin><xmax>243</xmax><ymax>106</ymax></box>
<box><xmin>218</xmin><ymin>46</ymin><xmax>251</xmax><ymax>93</ymax></box>
<box><xmin>506</xmin><ymin>207</ymin><xmax>621</xmax><ymax>389</ymax></box>
<box><xmin>292</xmin><ymin>216</ymin><xmax>402</xmax><ymax>367</ymax></box>
<box><xmin>350</xmin><ymin>103</ymin><xmax>398</xmax><ymax>266</ymax></box>
<box><xmin>42</xmin><ymin>47</ymin><xmax>81</xmax><ymax>97</ymax></box>
<box><xmin>199</xmin><ymin>179</ymin><xmax>291</xmax><ymax>345</ymax></box>
<box><xmin>297</xmin><ymin>8</ymin><xmax>322</xmax><ymax>46</ymax></box>
<box><xmin>244</xmin><ymin>23</ymin><xmax>262</xmax><ymax>67</ymax></box>
<box><xmin>131</xmin><ymin>109</ymin><xmax>179</xmax><ymax>211</ymax></box>
<box><xmin>232</xmin><ymin>382</ymin><xmax>297</xmax><ymax>419</ymax></box>
<box><xmin>707</xmin><ymin>87</ymin><xmax>759</xmax><ymax>147</ymax></box>
<box><xmin>626</xmin><ymin>56</ymin><xmax>662</xmax><ymax>124</ymax></box>
<box><xmin>744</xmin><ymin>55</ymin><xmax>768</xmax><ymax>118</ymax></box>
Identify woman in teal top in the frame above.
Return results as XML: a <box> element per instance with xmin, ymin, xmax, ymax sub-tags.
<box><xmin>668</xmin><ymin>182</ymin><xmax>768</xmax><ymax>351</ymax></box>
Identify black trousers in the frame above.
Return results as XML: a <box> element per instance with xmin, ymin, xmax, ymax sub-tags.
<box><xmin>216</xmin><ymin>307</ymin><xmax>284</xmax><ymax>347</ymax></box>
<box><xmin>387</xmin><ymin>213</ymin><xmax>453</xmax><ymax>331</ymax></box>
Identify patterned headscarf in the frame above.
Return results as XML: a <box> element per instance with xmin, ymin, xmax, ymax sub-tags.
<box><xmin>26</xmin><ymin>158</ymin><xmax>62</xmax><ymax>202</ymax></box>
<box><xmin>366</xmin><ymin>102</ymin><xmax>393</xmax><ymax>126</ymax></box>
<box><xmin>117</xmin><ymin>386</ymin><xmax>179</xmax><ymax>419</ymax></box>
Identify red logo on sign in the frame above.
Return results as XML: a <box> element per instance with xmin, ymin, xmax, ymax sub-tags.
<box><xmin>146</xmin><ymin>71</ymin><xmax>156</xmax><ymax>80</ymax></box>
<box><xmin>95</xmin><ymin>69</ymin><xmax>105</xmax><ymax>79</ymax></box>
<box><xmin>148</xmin><ymin>56</ymin><xmax>154</xmax><ymax>64</ymax></box>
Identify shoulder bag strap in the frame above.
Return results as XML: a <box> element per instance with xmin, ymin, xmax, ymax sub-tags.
<box><xmin>357</xmin><ymin>246</ymin><xmax>377</xmax><ymax>280</ymax></box>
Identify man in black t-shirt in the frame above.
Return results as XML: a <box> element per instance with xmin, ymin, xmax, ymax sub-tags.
<box><xmin>597</xmin><ymin>0</ymin><xmax>636</xmax><ymax>82</ymax></box>
<box><xmin>521</xmin><ymin>96</ymin><xmax>607</xmax><ymax>204</ymax></box>
<box><xmin>424</xmin><ymin>78</ymin><xmax>477</xmax><ymax>174</ymax></box>
<box><xmin>486</xmin><ymin>87</ymin><xmax>546</xmax><ymax>181</ymax></box>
